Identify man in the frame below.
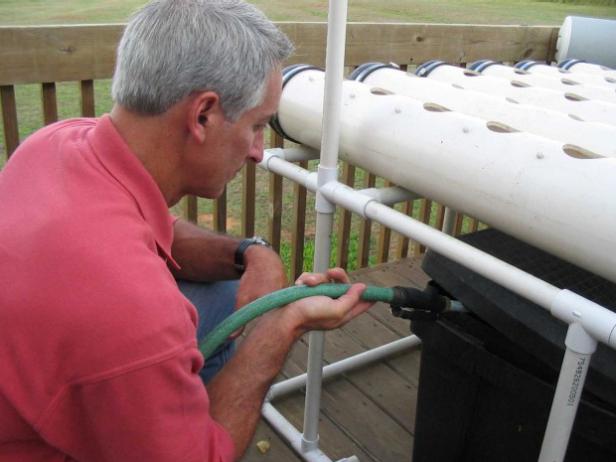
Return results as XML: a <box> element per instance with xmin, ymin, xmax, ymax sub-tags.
<box><xmin>0</xmin><ymin>0</ymin><xmax>373</xmax><ymax>461</ymax></box>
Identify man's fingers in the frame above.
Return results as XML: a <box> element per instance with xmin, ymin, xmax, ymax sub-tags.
<box><xmin>324</xmin><ymin>267</ymin><xmax>351</xmax><ymax>284</ymax></box>
<box><xmin>295</xmin><ymin>267</ymin><xmax>351</xmax><ymax>286</ymax></box>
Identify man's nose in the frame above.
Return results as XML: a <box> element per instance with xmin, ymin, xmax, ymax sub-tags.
<box><xmin>248</xmin><ymin>132</ymin><xmax>264</xmax><ymax>163</ymax></box>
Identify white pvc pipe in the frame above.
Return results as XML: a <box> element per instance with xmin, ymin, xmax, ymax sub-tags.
<box><xmin>259</xmin><ymin>152</ymin><xmax>616</xmax><ymax>347</ymax></box>
<box><xmin>359</xmin><ymin>186</ymin><xmax>420</xmax><ymax>205</ymax></box>
<box><xmin>516</xmin><ymin>60</ymin><xmax>616</xmax><ymax>89</ymax></box>
<box><xmin>262</xmin><ymin>403</ymin><xmax>336</xmax><ymax>462</ymax></box>
<box><xmin>302</xmin><ymin>0</ymin><xmax>348</xmax><ymax>453</ymax></box>
<box><xmin>267</xmin><ymin>335</ymin><xmax>421</xmax><ymax>401</ymax></box>
<box><xmin>420</xmin><ymin>63</ymin><xmax>616</xmax><ymax>126</ymax></box>
<box><xmin>275</xmin><ymin>68</ymin><xmax>616</xmax><ymax>284</ymax></box>
<box><xmin>263</xmin><ymin>150</ymin><xmax>318</xmax><ymax>190</ymax></box>
<box><xmin>560</xmin><ymin>60</ymin><xmax>616</xmax><ymax>81</ymax></box>
<box><xmin>356</xmin><ymin>65</ymin><xmax>616</xmax><ymax>158</ymax></box>
<box><xmin>474</xmin><ymin>62</ymin><xmax>616</xmax><ymax>104</ymax></box>
<box><xmin>538</xmin><ymin>323</ymin><xmax>597</xmax><ymax>462</ymax></box>
<box><xmin>556</xmin><ymin>16</ymin><xmax>616</xmax><ymax>69</ymax></box>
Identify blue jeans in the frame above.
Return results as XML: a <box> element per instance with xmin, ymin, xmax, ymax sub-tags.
<box><xmin>177</xmin><ymin>279</ymin><xmax>239</xmax><ymax>384</ymax></box>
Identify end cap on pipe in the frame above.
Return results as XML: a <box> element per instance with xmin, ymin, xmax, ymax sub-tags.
<box><xmin>415</xmin><ymin>60</ymin><xmax>447</xmax><ymax>77</ymax></box>
<box><xmin>269</xmin><ymin>64</ymin><xmax>322</xmax><ymax>143</ymax></box>
<box><xmin>349</xmin><ymin>62</ymin><xmax>399</xmax><ymax>82</ymax></box>
<box><xmin>515</xmin><ymin>59</ymin><xmax>542</xmax><ymax>71</ymax></box>
<box><xmin>559</xmin><ymin>58</ymin><xmax>584</xmax><ymax>70</ymax></box>
<box><xmin>468</xmin><ymin>59</ymin><xmax>501</xmax><ymax>73</ymax></box>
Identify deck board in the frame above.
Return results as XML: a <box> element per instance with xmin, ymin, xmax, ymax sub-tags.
<box><xmin>241</xmin><ymin>257</ymin><xmax>427</xmax><ymax>461</ymax></box>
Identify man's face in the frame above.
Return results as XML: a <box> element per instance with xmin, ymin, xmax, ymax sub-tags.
<box><xmin>187</xmin><ymin>69</ymin><xmax>283</xmax><ymax>198</ymax></box>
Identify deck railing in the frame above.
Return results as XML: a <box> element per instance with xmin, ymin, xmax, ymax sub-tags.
<box><xmin>0</xmin><ymin>22</ymin><xmax>558</xmax><ymax>279</ymax></box>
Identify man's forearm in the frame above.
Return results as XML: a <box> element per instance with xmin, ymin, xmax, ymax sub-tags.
<box><xmin>206</xmin><ymin>311</ymin><xmax>301</xmax><ymax>456</ymax></box>
<box><xmin>170</xmin><ymin>219</ymin><xmax>241</xmax><ymax>281</ymax></box>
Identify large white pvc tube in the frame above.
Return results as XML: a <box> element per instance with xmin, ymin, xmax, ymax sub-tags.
<box><xmin>516</xmin><ymin>60</ymin><xmax>616</xmax><ymax>89</ymax></box>
<box><xmin>274</xmin><ymin>68</ymin><xmax>616</xmax><ymax>283</ymax></box>
<box><xmin>416</xmin><ymin>62</ymin><xmax>616</xmax><ymax>127</ymax></box>
<box><xmin>352</xmin><ymin>64</ymin><xmax>616</xmax><ymax>158</ymax></box>
<box><xmin>560</xmin><ymin>59</ymin><xmax>616</xmax><ymax>81</ymax></box>
<box><xmin>469</xmin><ymin>60</ymin><xmax>616</xmax><ymax>104</ymax></box>
<box><xmin>555</xmin><ymin>16</ymin><xmax>616</xmax><ymax>69</ymax></box>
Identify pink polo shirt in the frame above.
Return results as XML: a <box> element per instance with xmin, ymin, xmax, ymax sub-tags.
<box><xmin>0</xmin><ymin>116</ymin><xmax>235</xmax><ymax>461</ymax></box>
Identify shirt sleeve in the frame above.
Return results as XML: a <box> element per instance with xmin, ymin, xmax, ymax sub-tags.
<box><xmin>35</xmin><ymin>344</ymin><xmax>236</xmax><ymax>462</ymax></box>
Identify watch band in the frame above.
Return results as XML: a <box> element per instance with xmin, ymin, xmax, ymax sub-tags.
<box><xmin>234</xmin><ymin>236</ymin><xmax>271</xmax><ymax>273</ymax></box>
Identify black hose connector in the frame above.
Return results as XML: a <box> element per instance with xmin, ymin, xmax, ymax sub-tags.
<box><xmin>390</xmin><ymin>282</ymin><xmax>450</xmax><ymax>321</ymax></box>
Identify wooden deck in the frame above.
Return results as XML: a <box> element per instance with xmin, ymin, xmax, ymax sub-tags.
<box><xmin>241</xmin><ymin>257</ymin><xmax>430</xmax><ymax>462</ymax></box>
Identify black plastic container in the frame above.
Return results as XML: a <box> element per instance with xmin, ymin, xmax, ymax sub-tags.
<box><xmin>411</xmin><ymin>229</ymin><xmax>616</xmax><ymax>461</ymax></box>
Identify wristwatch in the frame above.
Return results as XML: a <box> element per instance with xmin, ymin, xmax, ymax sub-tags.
<box><xmin>234</xmin><ymin>236</ymin><xmax>271</xmax><ymax>273</ymax></box>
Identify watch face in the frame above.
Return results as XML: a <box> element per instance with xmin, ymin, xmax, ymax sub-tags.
<box><xmin>252</xmin><ymin>236</ymin><xmax>270</xmax><ymax>247</ymax></box>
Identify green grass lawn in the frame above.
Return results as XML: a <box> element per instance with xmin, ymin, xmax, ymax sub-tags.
<box><xmin>1</xmin><ymin>0</ymin><xmax>615</xmax><ymax>25</ymax></box>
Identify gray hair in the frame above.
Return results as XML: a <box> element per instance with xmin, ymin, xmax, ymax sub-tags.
<box><xmin>111</xmin><ymin>0</ymin><xmax>293</xmax><ymax>120</ymax></box>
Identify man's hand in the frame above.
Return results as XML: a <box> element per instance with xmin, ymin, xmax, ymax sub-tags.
<box><xmin>278</xmin><ymin>267</ymin><xmax>375</xmax><ymax>335</ymax></box>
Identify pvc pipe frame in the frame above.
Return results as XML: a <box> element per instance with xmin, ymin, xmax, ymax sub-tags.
<box><xmin>258</xmin><ymin>147</ymin><xmax>616</xmax><ymax>462</ymax></box>
<box><xmin>302</xmin><ymin>0</ymin><xmax>348</xmax><ymax>456</ymax></box>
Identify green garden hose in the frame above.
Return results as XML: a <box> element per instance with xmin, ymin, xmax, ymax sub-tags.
<box><xmin>199</xmin><ymin>283</ymin><xmax>396</xmax><ymax>358</ymax></box>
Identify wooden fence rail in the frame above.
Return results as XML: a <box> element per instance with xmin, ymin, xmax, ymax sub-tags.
<box><xmin>0</xmin><ymin>22</ymin><xmax>558</xmax><ymax>279</ymax></box>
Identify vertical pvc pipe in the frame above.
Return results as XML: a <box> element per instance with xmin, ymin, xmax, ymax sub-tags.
<box><xmin>302</xmin><ymin>0</ymin><xmax>348</xmax><ymax>452</ymax></box>
<box><xmin>538</xmin><ymin>323</ymin><xmax>597</xmax><ymax>462</ymax></box>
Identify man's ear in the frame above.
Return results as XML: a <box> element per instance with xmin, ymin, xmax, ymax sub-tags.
<box><xmin>188</xmin><ymin>91</ymin><xmax>223</xmax><ymax>143</ymax></box>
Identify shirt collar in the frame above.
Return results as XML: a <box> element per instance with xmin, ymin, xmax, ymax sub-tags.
<box><xmin>87</xmin><ymin>115</ymin><xmax>178</xmax><ymax>267</ymax></box>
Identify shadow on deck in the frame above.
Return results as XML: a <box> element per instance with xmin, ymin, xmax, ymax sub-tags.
<box><xmin>242</xmin><ymin>257</ymin><xmax>429</xmax><ymax>462</ymax></box>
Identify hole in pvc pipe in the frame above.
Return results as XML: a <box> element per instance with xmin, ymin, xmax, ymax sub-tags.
<box><xmin>606</xmin><ymin>77</ymin><xmax>616</xmax><ymax>84</ymax></box>
<box><xmin>514</xmin><ymin>68</ymin><xmax>529</xmax><ymax>75</ymax></box>
<box><xmin>451</xmin><ymin>83</ymin><xmax>464</xmax><ymax>89</ymax></box>
<box><xmin>563</xmin><ymin>144</ymin><xmax>604</xmax><ymax>159</ymax></box>
<box><xmin>511</xmin><ymin>80</ymin><xmax>530</xmax><ymax>87</ymax></box>
<box><xmin>565</xmin><ymin>93</ymin><xmax>588</xmax><ymax>101</ymax></box>
<box><xmin>423</xmin><ymin>102</ymin><xmax>451</xmax><ymax>112</ymax></box>
<box><xmin>463</xmin><ymin>69</ymin><xmax>481</xmax><ymax>77</ymax></box>
<box><xmin>568</xmin><ymin>113</ymin><xmax>584</xmax><ymax>122</ymax></box>
<box><xmin>370</xmin><ymin>87</ymin><xmax>395</xmax><ymax>96</ymax></box>
<box><xmin>486</xmin><ymin>121</ymin><xmax>519</xmax><ymax>133</ymax></box>
<box><xmin>505</xmin><ymin>97</ymin><xmax>520</xmax><ymax>104</ymax></box>
<box><xmin>561</xmin><ymin>78</ymin><xmax>580</xmax><ymax>86</ymax></box>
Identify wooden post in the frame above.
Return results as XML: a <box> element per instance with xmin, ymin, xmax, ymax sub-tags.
<box><xmin>0</xmin><ymin>85</ymin><xmax>19</xmax><ymax>158</ymax></box>
<box><xmin>336</xmin><ymin>162</ymin><xmax>355</xmax><ymax>270</ymax></box>
<box><xmin>268</xmin><ymin>131</ymin><xmax>285</xmax><ymax>252</ymax></box>
<box><xmin>291</xmin><ymin>160</ymin><xmax>308</xmax><ymax>281</ymax></box>
<box><xmin>357</xmin><ymin>171</ymin><xmax>376</xmax><ymax>268</ymax></box>
<box><xmin>41</xmin><ymin>82</ymin><xmax>58</xmax><ymax>125</ymax></box>
<box><xmin>80</xmin><ymin>80</ymin><xmax>95</xmax><ymax>117</ymax></box>
<box><xmin>242</xmin><ymin>162</ymin><xmax>256</xmax><ymax>237</ymax></box>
